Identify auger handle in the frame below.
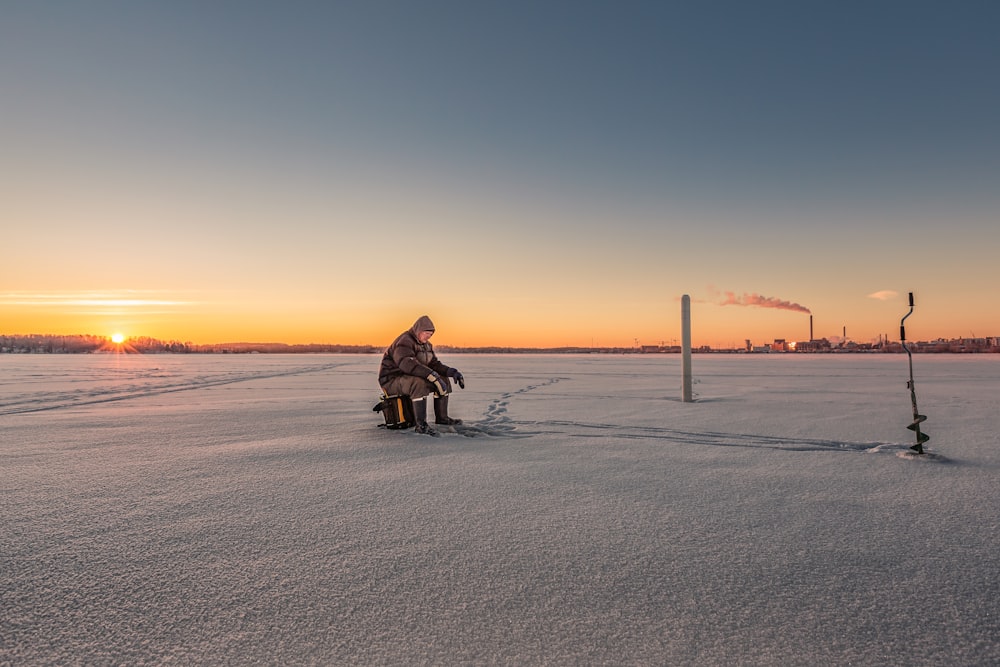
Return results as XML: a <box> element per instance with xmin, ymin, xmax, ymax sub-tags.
<box><xmin>900</xmin><ymin>292</ymin><xmax>915</xmax><ymax>341</ymax></box>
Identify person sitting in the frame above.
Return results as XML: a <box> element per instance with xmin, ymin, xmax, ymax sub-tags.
<box><xmin>378</xmin><ymin>315</ymin><xmax>465</xmax><ymax>435</ymax></box>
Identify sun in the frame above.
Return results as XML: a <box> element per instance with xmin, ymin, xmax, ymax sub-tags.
<box><xmin>111</xmin><ymin>332</ymin><xmax>126</xmax><ymax>344</ymax></box>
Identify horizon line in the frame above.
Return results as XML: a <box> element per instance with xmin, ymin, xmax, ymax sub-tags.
<box><xmin>3</xmin><ymin>332</ymin><xmax>999</xmax><ymax>354</ymax></box>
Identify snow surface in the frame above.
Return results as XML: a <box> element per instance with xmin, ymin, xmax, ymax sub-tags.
<box><xmin>2</xmin><ymin>353</ymin><xmax>999</xmax><ymax>666</ymax></box>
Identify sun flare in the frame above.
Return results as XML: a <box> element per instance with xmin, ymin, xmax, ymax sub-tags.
<box><xmin>111</xmin><ymin>332</ymin><xmax>126</xmax><ymax>344</ymax></box>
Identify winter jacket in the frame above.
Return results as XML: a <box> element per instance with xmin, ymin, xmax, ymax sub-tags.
<box><xmin>378</xmin><ymin>316</ymin><xmax>452</xmax><ymax>386</ymax></box>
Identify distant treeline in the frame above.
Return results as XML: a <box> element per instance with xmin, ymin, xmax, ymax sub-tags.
<box><xmin>0</xmin><ymin>334</ymin><xmax>379</xmax><ymax>355</ymax></box>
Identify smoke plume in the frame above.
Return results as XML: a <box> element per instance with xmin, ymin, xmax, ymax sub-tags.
<box><xmin>719</xmin><ymin>291</ymin><xmax>811</xmax><ymax>314</ymax></box>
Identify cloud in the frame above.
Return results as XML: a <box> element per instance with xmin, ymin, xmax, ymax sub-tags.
<box><xmin>868</xmin><ymin>290</ymin><xmax>898</xmax><ymax>301</ymax></box>
<box><xmin>0</xmin><ymin>291</ymin><xmax>192</xmax><ymax>308</ymax></box>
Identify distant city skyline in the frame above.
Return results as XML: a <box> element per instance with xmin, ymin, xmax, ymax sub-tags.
<box><xmin>3</xmin><ymin>2</ymin><xmax>998</xmax><ymax>348</ymax></box>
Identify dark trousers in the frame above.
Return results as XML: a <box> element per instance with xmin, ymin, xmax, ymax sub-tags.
<box><xmin>380</xmin><ymin>374</ymin><xmax>451</xmax><ymax>400</ymax></box>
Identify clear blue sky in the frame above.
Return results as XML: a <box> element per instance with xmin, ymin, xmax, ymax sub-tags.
<box><xmin>3</xmin><ymin>1</ymin><xmax>998</xmax><ymax>346</ymax></box>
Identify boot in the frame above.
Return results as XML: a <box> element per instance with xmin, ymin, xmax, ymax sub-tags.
<box><xmin>413</xmin><ymin>398</ymin><xmax>439</xmax><ymax>436</ymax></box>
<box><xmin>434</xmin><ymin>395</ymin><xmax>462</xmax><ymax>425</ymax></box>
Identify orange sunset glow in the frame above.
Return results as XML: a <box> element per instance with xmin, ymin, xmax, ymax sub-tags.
<box><xmin>1</xmin><ymin>283</ymin><xmax>993</xmax><ymax>351</ymax></box>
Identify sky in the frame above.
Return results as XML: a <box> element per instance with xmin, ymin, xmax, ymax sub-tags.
<box><xmin>2</xmin><ymin>1</ymin><xmax>998</xmax><ymax>349</ymax></box>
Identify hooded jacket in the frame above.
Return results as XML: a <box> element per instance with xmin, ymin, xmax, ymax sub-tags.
<box><xmin>378</xmin><ymin>316</ymin><xmax>452</xmax><ymax>386</ymax></box>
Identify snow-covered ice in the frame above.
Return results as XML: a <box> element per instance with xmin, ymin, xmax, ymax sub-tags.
<box><xmin>2</xmin><ymin>353</ymin><xmax>999</xmax><ymax>665</ymax></box>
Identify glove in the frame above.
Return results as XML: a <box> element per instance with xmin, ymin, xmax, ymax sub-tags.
<box><xmin>427</xmin><ymin>371</ymin><xmax>449</xmax><ymax>396</ymax></box>
<box><xmin>447</xmin><ymin>367</ymin><xmax>465</xmax><ymax>389</ymax></box>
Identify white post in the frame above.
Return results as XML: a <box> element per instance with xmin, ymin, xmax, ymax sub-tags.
<box><xmin>681</xmin><ymin>294</ymin><xmax>693</xmax><ymax>402</ymax></box>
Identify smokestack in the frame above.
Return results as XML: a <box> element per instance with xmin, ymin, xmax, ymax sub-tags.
<box><xmin>810</xmin><ymin>315</ymin><xmax>814</xmax><ymax>342</ymax></box>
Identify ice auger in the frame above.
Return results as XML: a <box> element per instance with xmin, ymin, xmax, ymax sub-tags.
<box><xmin>900</xmin><ymin>292</ymin><xmax>929</xmax><ymax>454</ymax></box>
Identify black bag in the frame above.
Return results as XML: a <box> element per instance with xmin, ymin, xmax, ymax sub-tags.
<box><xmin>373</xmin><ymin>394</ymin><xmax>415</xmax><ymax>429</ymax></box>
